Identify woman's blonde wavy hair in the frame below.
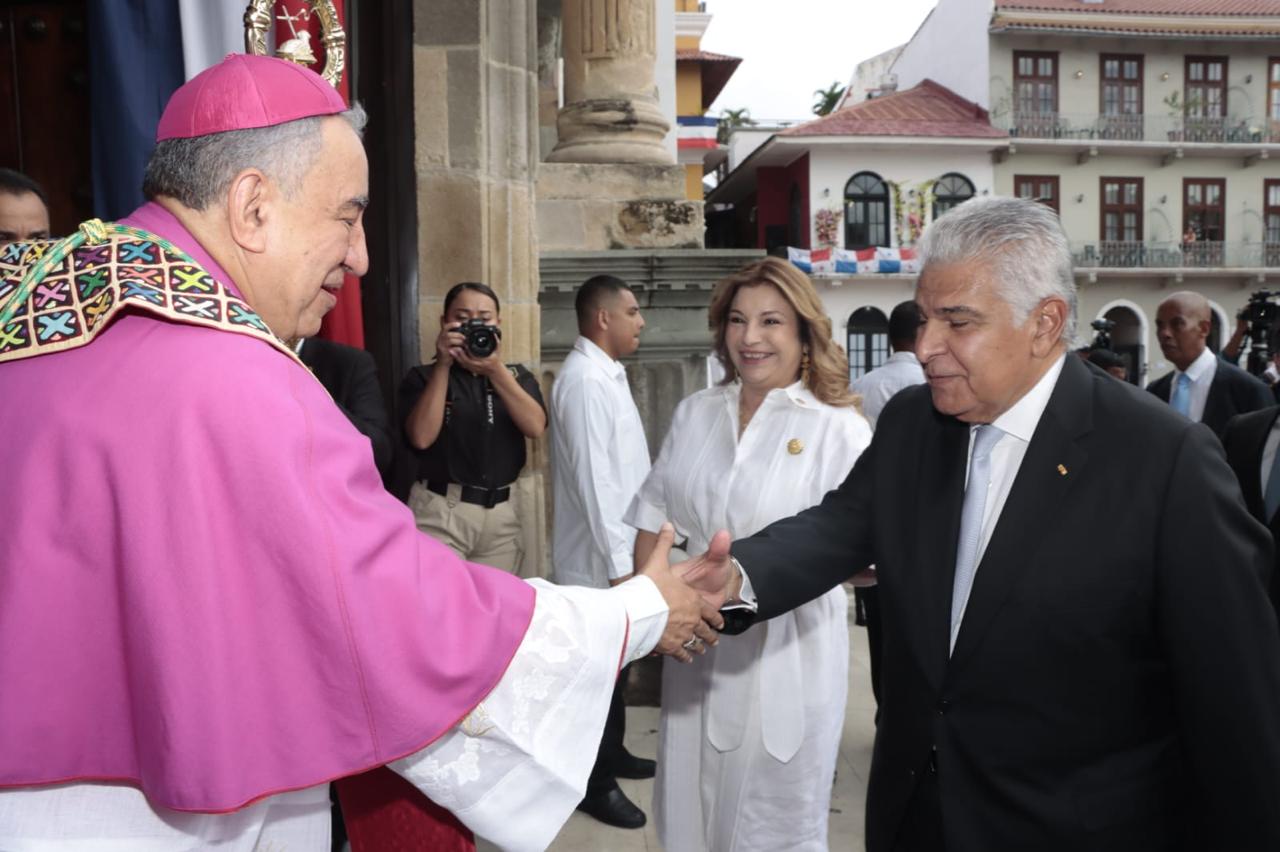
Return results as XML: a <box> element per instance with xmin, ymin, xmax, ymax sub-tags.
<box><xmin>707</xmin><ymin>257</ymin><xmax>859</xmax><ymax>408</ymax></box>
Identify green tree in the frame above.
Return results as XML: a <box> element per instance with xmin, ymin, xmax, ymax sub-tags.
<box><xmin>812</xmin><ymin>82</ymin><xmax>846</xmax><ymax>117</ymax></box>
<box><xmin>717</xmin><ymin>107</ymin><xmax>755</xmax><ymax>144</ymax></box>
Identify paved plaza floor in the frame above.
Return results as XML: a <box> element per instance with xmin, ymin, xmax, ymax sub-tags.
<box><xmin>481</xmin><ymin>591</ymin><xmax>876</xmax><ymax>852</ymax></box>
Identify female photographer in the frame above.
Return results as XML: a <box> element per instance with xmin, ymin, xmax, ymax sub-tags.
<box><xmin>399</xmin><ymin>282</ymin><xmax>546</xmax><ymax>573</ymax></box>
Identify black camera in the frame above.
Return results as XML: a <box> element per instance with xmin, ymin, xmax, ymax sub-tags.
<box><xmin>457</xmin><ymin>318</ymin><xmax>501</xmax><ymax>358</ymax></box>
<box><xmin>1242</xmin><ymin>290</ymin><xmax>1280</xmax><ymax>377</ymax></box>
<box><xmin>1089</xmin><ymin>318</ymin><xmax>1115</xmax><ymax>352</ymax></box>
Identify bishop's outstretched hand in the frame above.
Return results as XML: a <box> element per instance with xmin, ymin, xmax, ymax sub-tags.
<box><xmin>639</xmin><ymin>523</ymin><xmax>724</xmax><ymax>663</ymax></box>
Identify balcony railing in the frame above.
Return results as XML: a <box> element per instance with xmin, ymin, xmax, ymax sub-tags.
<box><xmin>992</xmin><ymin>112</ymin><xmax>1280</xmax><ymax>145</ymax></box>
<box><xmin>1071</xmin><ymin>241</ymin><xmax>1280</xmax><ymax>269</ymax></box>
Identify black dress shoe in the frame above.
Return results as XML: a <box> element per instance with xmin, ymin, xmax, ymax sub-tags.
<box><xmin>576</xmin><ymin>787</ymin><xmax>647</xmax><ymax>829</ymax></box>
<box><xmin>612</xmin><ymin>751</ymin><xmax>656</xmax><ymax>780</ymax></box>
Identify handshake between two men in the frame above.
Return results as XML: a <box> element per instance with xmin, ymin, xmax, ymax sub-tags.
<box><xmin>635</xmin><ymin>524</ymin><xmax>741</xmax><ymax>663</ymax></box>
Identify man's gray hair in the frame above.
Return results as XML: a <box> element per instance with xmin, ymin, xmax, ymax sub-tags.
<box><xmin>142</xmin><ymin>104</ymin><xmax>367</xmax><ymax>211</ymax></box>
<box><xmin>918</xmin><ymin>196</ymin><xmax>1077</xmax><ymax>343</ymax></box>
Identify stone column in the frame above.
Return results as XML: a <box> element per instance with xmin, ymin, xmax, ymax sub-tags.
<box><xmin>535</xmin><ymin>1</ymin><xmax>562</xmax><ymax>159</ymax></box>
<box><xmin>413</xmin><ymin>0</ymin><xmax>547</xmax><ymax>578</ymax></box>
<box><xmin>547</xmin><ymin>0</ymin><xmax>673</xmax><ymax>164</ymax></box>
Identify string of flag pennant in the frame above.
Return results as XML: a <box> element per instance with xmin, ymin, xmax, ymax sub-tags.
<box><xmin>786</xmin><ymin>246</ymin><xmax>921</xmax><ymax>275</ymax></box>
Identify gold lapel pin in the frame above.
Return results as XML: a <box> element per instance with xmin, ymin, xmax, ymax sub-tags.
<box><xmin>1057</xmin><ymin>464</ymin><xmax>1068</xmax><ymax>476</ymax></box>
<box><xmin>787</xmin><ymin>438</ymin><xmax>804</xmax><ymax>455</ymax></box>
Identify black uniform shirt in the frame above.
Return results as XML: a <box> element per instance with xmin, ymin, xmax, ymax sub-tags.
<box><xmin>399</xmin><ymin>362</ymin><xmax>545</xmax><ymax>489</ymax></box>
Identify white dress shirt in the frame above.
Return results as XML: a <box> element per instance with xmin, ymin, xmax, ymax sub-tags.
<box><xmin>550</xmin><ymin>336</ymin><xmax>651</xmax><ymax>587</ymax></box>
<box><xmin>850</xmin><ymin>350</ymin><xmax>926</xmax><ymax>427</ymax></box>
<box><xmin>948</xmin><ymin>355</ymin><xmax>1067</xmax><ymax>643</ymax></box>
<box><xmin>0</xmin><ymin>578</ymin><xmax>670</xmax><ymax>852</ymax></box>
<box><xmin>1170</xmin><ymin>345</ymin><xmax>1218</xmax><ymax>424</ymax></box>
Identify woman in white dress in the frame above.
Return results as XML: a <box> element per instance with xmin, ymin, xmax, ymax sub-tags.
<box><xmin>625</xmin><ymin>257</ymin><xmax>872</xmax><ymax>852</ymax></box>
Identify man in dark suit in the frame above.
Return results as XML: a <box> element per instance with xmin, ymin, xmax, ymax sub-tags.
<box><xmin>299</xmin><ymin>336</ymin><xmax>395</xmax><ymax>480</ymax></box>
<box><xmin>1223</xmin><ymin>405</ymin><xmax>1280</xmax><ymax>618</ymax></box>
<box><xmin>678</xmin><ymin>197</ymin><xmax>1280</xmax><ymax>852</ymax></box>
<box><xmin>1147</xmin><ymin>291</ymin><xmax>1272</xmax><ymax>437</ymax></box>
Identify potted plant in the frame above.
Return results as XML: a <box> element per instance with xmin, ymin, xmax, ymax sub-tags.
<box><xmin>1163</xmin><ymin>91</ymin><xmax>1204</xmax><ymax>142</ymax></box>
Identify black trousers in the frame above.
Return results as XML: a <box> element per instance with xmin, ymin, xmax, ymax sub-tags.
<box><xmin>585</xmin><ymin>663</ymin><xmax>629</xmax><ymax>797</ymax></box>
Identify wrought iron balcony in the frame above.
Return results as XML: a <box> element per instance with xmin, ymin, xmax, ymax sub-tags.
<box><xmin>1071</xmin><ymin>241</ymin><xmax>1280</xmax><ymax>270</ymax></box>
<box><xmin>992</xmin><ymin>112</ymin><xmax>1280</xmax><ymax>145</ymax></box>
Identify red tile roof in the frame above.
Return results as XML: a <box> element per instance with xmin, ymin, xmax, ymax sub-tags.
<box><xmin>997</xmin><ymin>20</ymin><xmax>1280</xmax><ymax>35</ymax></box>
<box><xmin>675</xmin><ymin>48</ymin><xmax>741</xmax><ymax>63</ymax></box>
<box><xmin>779</xmin><ymin>79</ymin><xmax>1006</xmax><ymax>140</ymax></box>
<box><xmin>995</xmin><ymin>0</ymin><xmax>1279</xmax><ymax>13</ymax></box>
<box><xmin>675</xmin><ymin>49</ymin><xmax>743</xmax><ymax>111</ymax></box>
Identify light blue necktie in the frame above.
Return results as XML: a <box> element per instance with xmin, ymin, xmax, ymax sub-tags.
<box><xmin>1170</xmin><ymin>372</ymin><xmax>1192</xmax><ymax>418</ymax></box>
<box><xmin>950</xmin><ymin>424</ymin><xmax>1005</xmax><ymax>653</ymax></box>
<box><xmin>1264</xmin><ymin>447</ymin><xmax>1280</xmax><ymax>522</ymax></box>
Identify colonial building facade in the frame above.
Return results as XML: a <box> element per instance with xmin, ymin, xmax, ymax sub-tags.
<box><xmin>709</xmin><ymin>0</ymin><xmax>1280</xmax><ymax>387</ymax></box>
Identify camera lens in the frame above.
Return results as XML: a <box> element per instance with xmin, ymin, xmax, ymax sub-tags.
<box><xmin>464</xmin><ymin>322</ymin><xmax>499</xmax><ymax>358</ymax></box>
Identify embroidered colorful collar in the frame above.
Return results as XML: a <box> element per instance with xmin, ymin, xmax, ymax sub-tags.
<box><xmin>0</xmin><ymin>219</ymin><xmax>291</xmax><ymax>363</ymax></box>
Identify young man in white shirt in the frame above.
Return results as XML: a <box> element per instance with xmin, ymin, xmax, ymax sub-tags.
<box><xmin>549</xmin><ymin>274</ymin><xmax>656</xmax><ymax>829</ymax></box>
<box><xmin>851</xmin><ymin>300</ymin><xmax>925</xmax><ymax>429</ymax></box>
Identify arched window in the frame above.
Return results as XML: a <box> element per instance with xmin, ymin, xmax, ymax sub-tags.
<box><xmin>847</xmin><ymin>306</ymin><xmax>889</xmax><ymax>381</ymax></box>
<box><xmin>933</xmin><ymin>173</ymin><xmax>975</xmax><ymax>219</ymax></box>
<box><xmin>844</xmin><ymin>172</ymin><xmax>889</xmax><ymax>250</ymax></box>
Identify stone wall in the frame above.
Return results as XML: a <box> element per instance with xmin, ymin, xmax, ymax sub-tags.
<box><xmin>412</xmin><ymin>0</ymin><xmax>547</xmax><ymax>577</ymax></box>
<box><xmin>537</xmin><ymin>162</ymin><xmax>704</xmax><ymax>251</ymax></box>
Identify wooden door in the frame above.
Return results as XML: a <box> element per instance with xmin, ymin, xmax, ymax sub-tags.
<box><xmin>0</xmin><ymin>2</ymin><xmax>91</xmax><ymax>235</ymax></box>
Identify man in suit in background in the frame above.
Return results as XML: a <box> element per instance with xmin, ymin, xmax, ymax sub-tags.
<box><xmin>1147</xmin><ymin>291</ymin><xmax>1271</xmax><ymax>437</ymax></box>
<box><xmin>299</xmin><ymin>336</ymin><xmax>394</xmax><ymax>483</ymax></box>
<box><xmin>1223</xmin><ymin>406</ymin><xmax>1280</xmax><ymax>618</ymax></box>
<box><xmin>677</xmin><ymin>197</ymin><xmax>1280</xmax><ymax>852</ymax></box>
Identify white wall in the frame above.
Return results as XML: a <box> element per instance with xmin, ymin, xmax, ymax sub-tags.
<box><xmin>994</xmin><ymin>152</ymin><xmax>1280</xmax><ymax>246</ymax></box>
<box><xmin>990</xmin><ymin>35</ymin><xmax>1277</xmax><ymax>124</ymax></box>
<box><xmin>813</xmin><ymin>276</ymin><xmax>919</xmax><ymax>362</ymax></box>
<box><xmin>808</xmin><ymin>144</ymin><xmax>996</xmax><ymax>247</ymax></box>
<box><xmin>727</xmin><ymin>128</ymin><xmax>776</xmax><ymax>171</ymax></box>
<box><xmin>657</xmin><ymin>0</ymin><xmax>678</xmax><ymax>160</ymax></box>
<box><xmin>891</xmin><ymin>0</ymin><xmax>993</xmax><ymax>108</ymax></box>
<box><xmin>845</xmin><ymin>45</ymin><xmax>904</xmax><ymax>106</ymax></box>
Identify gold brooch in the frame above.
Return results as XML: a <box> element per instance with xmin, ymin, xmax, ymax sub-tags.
<box><xmin>787</xmin><ymin>439</ymin><xmax>804</xmax><ymax>455</ymax></box>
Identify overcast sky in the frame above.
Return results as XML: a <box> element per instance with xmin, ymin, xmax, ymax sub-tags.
<box><xmin>700</xmin><ymin>0</ymin><xmax>942</xmax><ymax>121</ymax></box>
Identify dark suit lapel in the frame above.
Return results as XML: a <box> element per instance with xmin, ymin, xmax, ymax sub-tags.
<box><xmin>948</xmin><ymin>356</ymin><xmax>1093</xmax><ymax>673</ymax></box>
<box><xmin>1202</xmin><ymin>371</ymin><xmax>1229</xmax><ymax>434</ymax></box>
<box><xmin>1239</xmin><ymin>411</ymin><xmax>1276</xmax><ymax>520</ymax></box>
<box><xmin>912</xmin><ymin>411</ymin><xmax>970</xmax><ymax>684</ymax></box>
<box><xmin>1150</xmin><ymin>373</ymin><xmax>1172</xmax><ymax>403</ymax></box>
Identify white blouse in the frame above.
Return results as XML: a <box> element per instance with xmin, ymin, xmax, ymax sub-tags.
<box><xmin>625</xmin><ymin>381</ymin><xmax>871</xmax><ymax>759</ymax></box>
<box><xmin>627</xmin><ymin>381</ymin><xmax>869</xmax><ymax>558</ymax></box>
